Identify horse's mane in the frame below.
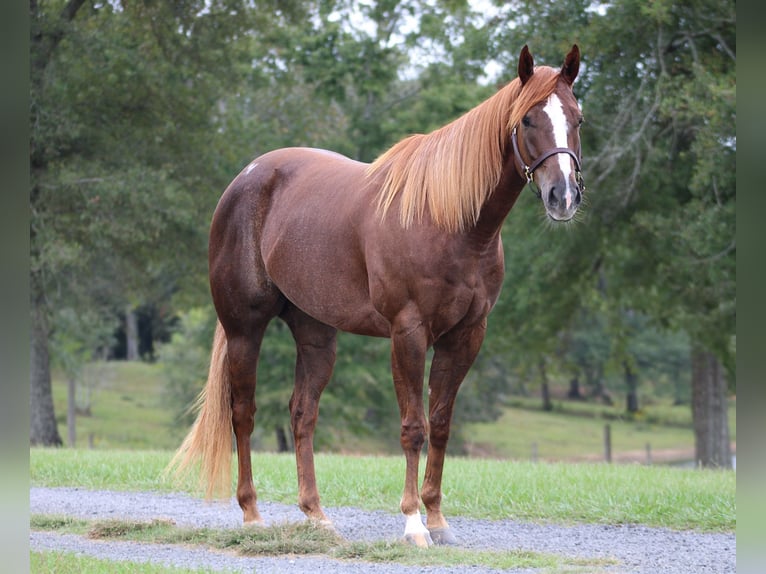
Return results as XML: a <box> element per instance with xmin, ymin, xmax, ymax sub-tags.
<box><xmin>367</xmin><ymin>66</ymin><xmax>561</xmax><ymax>232</ymax></box>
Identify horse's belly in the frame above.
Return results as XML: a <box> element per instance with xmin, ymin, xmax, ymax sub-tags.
<box><xmin>262</xmin><ymin>232</ymin><xmax>390</xmax><ymax>337</ymax></box>
<box><xmin>280</xmin><ymin>280</ymin><xmax>391</xmax><ymax>337</ymax></box>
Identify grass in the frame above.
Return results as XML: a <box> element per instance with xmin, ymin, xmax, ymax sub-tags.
<box><xmin>51</xmin><ymin>361</ymin><xmax>186</xmax><ymax>450</ymax></box>
<box><xmin>500</xmin><ymin>393</ymin><xmax>736</xmax><ymax>437</ymax></box>
<box><xmin>31</xmin><ymin>550</ymin><xmax>216</xmax><ymax>573</ymax></box>
<box><xmin>464</xmin><ymin>405</ymin><xmax>699</xmax><ymax>461</ymax></box>
<box><xmin>30</xmin><ymin>448</ymin><xmax>736</xmax><ymax>532</ymax></box>
<box><xmin>31</xmin><ymin>515</ymin><xmax>615</xmax><ymax>572</ymax></box>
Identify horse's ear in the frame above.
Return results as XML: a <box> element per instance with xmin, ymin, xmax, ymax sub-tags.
<box><xmin>561</xmin><ymin>44</ymin><xmax>580</xmax><ymax>85</ymax></box>
<box><xmin>518</xmin><ymin>44</ymin><xmax>534</xmax><ymax>86</ymax></box>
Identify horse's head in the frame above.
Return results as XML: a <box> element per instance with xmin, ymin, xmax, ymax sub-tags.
<box><xmin>512</xmin><ymin>44</ymin><xmax>584</xmax><ymax>222</ymax></box>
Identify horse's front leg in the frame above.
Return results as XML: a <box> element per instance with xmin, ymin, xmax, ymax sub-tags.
<box><xmin>421</xmin><ymin>320</ymin><xmax>486</xmax><ymax>545</ymax></box>
<box><xmin>390</xmin><ymin>319</ymin><xmax>432</xmax><ymax>547</ymax></box>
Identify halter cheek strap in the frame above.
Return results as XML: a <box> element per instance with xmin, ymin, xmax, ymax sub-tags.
<box><xmin>511</xmin><ymin>127</ymin><xmax>585</xmax><ymax>199</ymax></box>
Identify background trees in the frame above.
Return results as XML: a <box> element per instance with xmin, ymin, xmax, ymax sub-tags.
<box><xmin>580</xmin><ymin>0</ymin><xmax>735</xmax><ymax>466</ymax></box>
<box><xmin>30</xmin><ymin>0</ymin><xmax>735</xmax><ymax>467</ymax></box>
<box><xmin>30</xmin><ymin>0</ymin><xmax>266</xmax><ymax>444</ymax></box>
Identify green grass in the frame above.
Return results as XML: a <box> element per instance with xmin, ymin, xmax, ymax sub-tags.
<box><xmin>464</xmin><ymin>406</ymin><xmax>698</xmax><ymax>461</ymax></box>
<box><xmin>463</xmin><ymin>394</ymin><xmax>736</xmax><ymax>462</ymax></box>
<box><xmin>30</xmin><ymin>448</ymin><xmax>735</xmax><ymax>531</ymax></box>
<box><xmin>31</xmin><ymin>550</ymin><xmax>216</xmax><ymax>573</ymax></box>
<box><xmin>51</xmin><ymin>361</ymin><xmax>186</xmax><ymax>450</ymax></box>
<box><xmin>500</xmin><ymin>394</ymin><xmax>736</xmax><ymax>437</ymax></box>
<box><xmin>31</xmin><ymin>515</ymin><xmax>614</xmax><ymax>572</ymax></box>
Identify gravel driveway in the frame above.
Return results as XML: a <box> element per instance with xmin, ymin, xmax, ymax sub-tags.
<box><xmin>30</xmin><ymin>487</ymin><xmax>735</xmax><ymax>573</ymax></box>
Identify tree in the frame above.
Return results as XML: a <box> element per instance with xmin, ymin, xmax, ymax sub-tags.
<box><xmin>29</xmin><ymin>0</ymin><xmax>85</xmax><ymax>446</ymax></box>
<box><xmin>29</xmin><ymin>0</ymin><xmax>263</xmax><ymax>445</ymax></box>
<box><xmin>472</xmin><ymin>0</ymin><xmax>734</xmax><ymax>466</ymax></box>
<box><xmin>691</xmin><ymin>348</ymin><xmax>731</xmax><ymax>467</ymax></box>
<box><xmin>581</xmin><ymin>0</ymin><xmax>735</xmax><ymax>466</ymax></box>
<box><xmin>49</xmin><ymin>307</ymin><xmax>115</xmax><ymax>446</ymax></box>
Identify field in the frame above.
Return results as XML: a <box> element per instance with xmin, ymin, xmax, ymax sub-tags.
<box><xmin>51</xmin><ymin>361</ymin><xmax>186</xmax><ymax>450</ymax></box>
<box><xmin>51</xmin><ymin>360</ymin><xmax>735</xmax><ymax>465</ymax></box>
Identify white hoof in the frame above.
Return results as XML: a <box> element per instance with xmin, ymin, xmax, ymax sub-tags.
<box><xmin>403</xmin><ymin>531</ymin><xmax>434</xmax><ymax>547</ymax></box>
<box><xmin>403</xmin><ymin>512</ymin><xmax>433</xmax><ymax>548</ymax></box>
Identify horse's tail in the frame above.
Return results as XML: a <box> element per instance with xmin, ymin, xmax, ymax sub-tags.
<box><xmin>165</xmin><ymin>320</ymin><xmax>232</xmax><ymax>499</ymax></box>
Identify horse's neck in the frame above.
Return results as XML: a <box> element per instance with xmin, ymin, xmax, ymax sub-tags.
<box><xmin>470</xmin><ymin>159</ymin><xmax>526</xmax><ymax>244</ymax></box>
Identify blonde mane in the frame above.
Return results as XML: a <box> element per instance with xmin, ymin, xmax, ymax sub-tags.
<box><xmin>367</xmin><ymin>66</ymin><xmax>562</xmax><ymax>232</ymax></box>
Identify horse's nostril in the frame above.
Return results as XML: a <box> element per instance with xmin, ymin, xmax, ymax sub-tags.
<box><xmin>574</xmin><ymin>189</ymin><xmax>582</xmax><ymax>206</ymax></box>
<box><xmin>548</xmin><ymin>188</ymin><xmax>559</xmax><ymax>207</ymax></box>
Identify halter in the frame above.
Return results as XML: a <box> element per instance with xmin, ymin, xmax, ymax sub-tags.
<box><xmin>511</xmin><ymin>127</ymin><xmax>585</xmax><ymax>199</ymax></box>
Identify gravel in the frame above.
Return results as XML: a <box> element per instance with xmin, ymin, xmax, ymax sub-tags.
<box><xmin>30</xmin><ymin>486</ymin><xmax>735</xmax><ymax>573</ymax></box>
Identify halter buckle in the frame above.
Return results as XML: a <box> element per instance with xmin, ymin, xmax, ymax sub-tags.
<box><xmin>524</xmin><ymin>167</ymin><xmax>542</xmax><ymax>199</ymax></box>
<box><xmin>575</xmin><ymin>169</ymin><xmax>586</xmax><ymax>193</ymax></box>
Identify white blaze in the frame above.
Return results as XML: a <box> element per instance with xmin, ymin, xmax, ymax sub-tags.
<box><xmin>542</xmin><ymin>93</ymin><xmax>575</xmax><ymax>209</ymax></box>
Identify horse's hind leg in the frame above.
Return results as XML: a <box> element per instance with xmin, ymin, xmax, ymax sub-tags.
<box><xmin>217</xmin><ymin>287</ymin><xmax>284</xmax><ymax>525</ymax></box>
<box><xmin>280</xmin><ymin>305</ymin><xmax>337</xmax><ymax>526</ymax></box>
<box><xmin>226</xmin><ymin>327</ymin><xmax>270</xmax><ymax>525</ymax></box>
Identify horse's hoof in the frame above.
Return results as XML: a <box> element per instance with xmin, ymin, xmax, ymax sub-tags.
<box><xmin>243</xmin><ymin>518</ymin><xmax>265</xmax><ymax>528</ymax></box>
<box><xmin>403</xmin><ymin>531</ymin><xmax>434</xmax><ymax>548</ymax></box>
<box><xmin>429</xmin><ymin>527</ymin><xmax>457</xmax><ymax>545</ymax></box>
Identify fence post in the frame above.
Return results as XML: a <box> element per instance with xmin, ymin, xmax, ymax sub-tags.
<box><xmin>645</xmin><ymin>442</ymin><xmax>652</xmax><ymax>465</ymax></box>
<box><xmin>531</xmin><ymin>442</ymin><xmax>538</xmax><ymax>463</ymax></box>
<box><xmin>603</xmin><ymin>424</ymin><xmax>612</xmax><ymax>463</ymax></box>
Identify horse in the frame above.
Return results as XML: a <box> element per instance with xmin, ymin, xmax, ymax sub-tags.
<box><xmin>168</xmin><ymin>44</ymin><xmax>584</xmax><ymax>547</ymax></box>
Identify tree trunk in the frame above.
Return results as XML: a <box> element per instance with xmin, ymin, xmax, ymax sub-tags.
<box><xmin>125</xmin><ymin>306</ymin><xmax>139</xmax><ymax>361</ymax></box>
<box><xmin>691</xmin><ymin>347</ymin><xmax>732</xmax><ymax>468</ymax></box>
<box><xmin>672</xmin><ymin>367</ymin><xmax>686</xmax><ymax>405</ymax></box>
<box><xmin>539</xmin><ymin>360</ymin><xmax>552</xmax><ymax>411</ymax></box>
<box><xmin>30</xmin><ymin>305</ymin><xmax>62</xmax><ymax>446</ymax></box>
<box><xmin>586</xmin><ymin>366</ymin><xmax>613</xmax><ymax>405</ymax></box>
<box><xmin>567</xmin><ymin>377</ymin><xmax>585</xmax><ymax>400</ymax></box>
<box><xmin>67</xmin><ymin>376</ymin><xmax>76</xmax><ymax>447</ymax></box>
<box><xmin>624</xmin><ymin>361</ymin><xmax>639</xmax><ymax>413</ymax></box>
<box><xmin>275</xmin><ymin>425</ymin><xmax>290</xmax><ymax>452</ymax></box>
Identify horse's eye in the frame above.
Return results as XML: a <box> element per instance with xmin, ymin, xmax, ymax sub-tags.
<box><xmin>522</xmin><ymin>116</ymin><xmax>531</xmax><ymax>127</ymax></box>
<box><xmin>578</xmin><ymin>116</ymin><xmax>584</xmax><ymax>126</ymax></box>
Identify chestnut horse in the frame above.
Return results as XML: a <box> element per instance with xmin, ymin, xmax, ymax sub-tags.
<box><xmin>168</xmin><ymin>45</ymin><xmax>584</xmax><ymax>546</ymax></box>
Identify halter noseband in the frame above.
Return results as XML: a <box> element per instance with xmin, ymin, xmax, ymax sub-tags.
<box><xmin>511</xmin><ymin>127</ymin><xmax>585</xmax><ymax>199</ymax></box>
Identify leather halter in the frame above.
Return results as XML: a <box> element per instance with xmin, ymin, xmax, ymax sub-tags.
<box><xmin>511</xmin><ymin>127</ymin><xmax>585</xmax><ymax>199</ymax></box>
